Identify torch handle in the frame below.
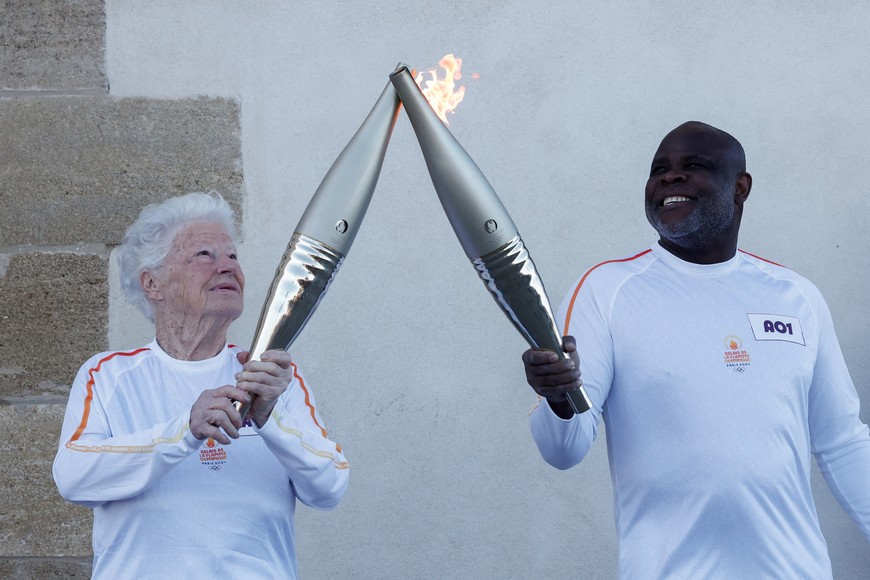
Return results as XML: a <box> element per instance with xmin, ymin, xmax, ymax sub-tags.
<box><xmin>472</xmin><ymin>235</ymin><xmax>592</xmax><ymax>414</ymax></box>
<box><xmin>235</xmin><ymin>397</ymin><xmax>254</xmax><ymax>422</ymax></box>
<box><xmin>569</xmin><ymin>389</ymin><xmax>593</xmax><ymax>415</ymax></box>
<box><xmin>536</xmin><ymin>345</ymin><xmax>591</xmax><ymax>415</ymax></box>
<box><xmin>560</xmin><ymin>358</ymin><xmax>593</xmax><ymax>415</ymax></box>
<box><xmin>233</xmin><ymin>233</ymin><xmax>345</xmax><ymax>422</ymax></box>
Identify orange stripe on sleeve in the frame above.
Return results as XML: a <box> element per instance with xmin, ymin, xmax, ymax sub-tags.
<box><xmin>291</xmin><ymin>362</ymin><xmax>328</xmax><ymax>439</ymax></box>
<box><xmin>563</xmin><ymin>249</ymin><xmax>653</xmax><ymax>333</ymax></box>
<box><xmin>70</xmin><ymin>348</ymin><xmax>150</xmax><ymax>442</ymax></box>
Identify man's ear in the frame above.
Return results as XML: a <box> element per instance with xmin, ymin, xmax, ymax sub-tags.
<box><xmin>735</xmin><ymin>172</ymin><xmax>752</xmax><ymax>205</ymax></box>
<box><xmin>141</xmin><ymin>271</ymin><xmax>162</xmax><ymax>301</ymax></box>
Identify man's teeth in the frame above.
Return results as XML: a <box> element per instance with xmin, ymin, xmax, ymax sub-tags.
<box><xmin>663</xmin><ymin>196</ymin><xmax>691</xmax><ymax>206</ymax></box>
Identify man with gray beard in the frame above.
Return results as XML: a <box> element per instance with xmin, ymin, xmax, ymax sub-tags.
<box><xmin>521</xmin><ymin>122</ymin><xmax>870</xmax><ymax>578</ymax></box>
<box><xmin>643</xmin><ymin>121</ymin><xmax>749</xmax><ymax>264</ymax></box>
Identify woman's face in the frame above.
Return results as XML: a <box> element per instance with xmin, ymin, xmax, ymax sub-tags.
<box><xmin>145</xmin><ymin>221</ymin><xmax>245</xmax><ymax>328</ymax></box>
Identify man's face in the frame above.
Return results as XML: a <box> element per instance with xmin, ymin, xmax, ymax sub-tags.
<box><xmin>644</xmin><ymin>125</ymin><xmax>741</xmax><ymax>251</ymax></box>
<box><xmin>147</xmin><ymin>221</ymin><xmax>245</xmax><ymax>326</ymax></box>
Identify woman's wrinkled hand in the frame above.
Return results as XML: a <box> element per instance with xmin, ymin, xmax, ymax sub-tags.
<box><xmin>235</xmin><ymin>349</ymin><xmax>293</xmax><ymax>428</ymax></box>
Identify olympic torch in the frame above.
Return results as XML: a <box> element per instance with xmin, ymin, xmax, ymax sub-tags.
<box><xmin>235</xmin><ymin>75</ymin><xmax>402</xmax><ymax>420</ymax></box>
<box><xmin>390</xmin><ymin>64</ymin><xmax>591</xmax><ymax>414</ymax></box>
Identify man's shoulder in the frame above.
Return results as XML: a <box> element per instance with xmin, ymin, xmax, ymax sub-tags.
<box><xmin>576</xmin><ymin>247</ymin><xmax>658</xmax><ymax>288</ymax></box>
<box><xmin>738</xmin><ymin>249</ymin><xmax>833</xmax><ymax>314</ymax></box>
<box><xmin>557</xmin><ymin>247</ymin><xmax>658</xmax><ymax>330</ymax></box>
<box><xmin>738</xmin><ymin>250</ymin><xmax>821</xmax><ymax>288</ymax></box>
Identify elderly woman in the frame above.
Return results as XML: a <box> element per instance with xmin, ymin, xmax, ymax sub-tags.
<box><xmin>53</xmin><ymin>191</ymin><xmax>348</xmax><ymax>578</ymax></box>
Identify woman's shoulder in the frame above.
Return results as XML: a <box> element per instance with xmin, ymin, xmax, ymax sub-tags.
<box><xmin>77</xmin><ymin>344</ymin><xmax>155</xmax><ymax>376</ymax></box>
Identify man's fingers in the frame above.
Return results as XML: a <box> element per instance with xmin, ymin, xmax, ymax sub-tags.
<box><xmin>525</xmin><ymin>357</ymin><xmax>578</xmax><ymax>379</ymax></box>
<box><xmin>533</xmin><ymin>369</ymin><xmax>581</xmax><ymax>387</ymax></box>
<box><xmin>523</xmin><ymin>348</ymin><xmax>560</xmax><ymax>365</ymax></box>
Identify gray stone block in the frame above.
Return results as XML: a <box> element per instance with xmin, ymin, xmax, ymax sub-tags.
<box><xmin>0</xmin><ymin>95</ymin><xmax>243</xmax><ymax>247</ymax></box>
<box><xmin>0</xmin><ymin>252</ymin><xmax>108</xmax><ymax>398</ymax></box>
<box><xmin>0</xmin><ymin>0</ymin><xmax>106</xmax><ymax>90</ymax></box>
<box><xmin>0</xmin><ymin>558</ymin><xmax>92</xmax><ymax>579</ymax></box>
<box><xmin>0</xmin><ymin>404</ymin><xmax>92</xmax><ymax>557</ymax></box>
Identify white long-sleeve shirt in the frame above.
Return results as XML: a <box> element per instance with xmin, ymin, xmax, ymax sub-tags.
<box><xmin>530</xmin><ymin>244</ymin><xmax>870</xmax><ymax>579</ymax></box>
<box><xmin>53</xmin><ymin>340</ymin><xmax>348</xmax><ymax>579</ymax></box>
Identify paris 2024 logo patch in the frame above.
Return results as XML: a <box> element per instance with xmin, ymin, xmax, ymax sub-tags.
<box><xmin>723</xmin><ymin>335</ymin><xmax>751</xmax><ymax>373</ymax></box>
<box><xmin>200</xmin><ymin>438</ymin><xmax>228</xmax><ymax>471</ymax></box>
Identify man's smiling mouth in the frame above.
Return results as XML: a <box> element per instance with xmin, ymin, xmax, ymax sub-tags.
<box><xmin>662</xmin><ymin>196</ymin><xmax>692</xmax><ymax>206</ymax></box>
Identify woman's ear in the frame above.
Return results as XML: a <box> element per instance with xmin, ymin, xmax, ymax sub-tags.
<box><xmin>141</xmin><ymin>271</ymin><xmax>162</xmax><ymax>301</ymax></box>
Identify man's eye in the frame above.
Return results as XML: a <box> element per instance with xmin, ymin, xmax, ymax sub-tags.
<box><xmin>228</xmin><ymin>253</ymin><xmax>238</xmax><ymax>261</ymax></box>
<box><xmin>196</xmin><ymin>250</ymin><xmax>212</xmax><ymax>257</ymax></box>
<box><xmin>651</xmin><ymin>166</ymin><xmax>666</xmax><ymax>175</ymax></box>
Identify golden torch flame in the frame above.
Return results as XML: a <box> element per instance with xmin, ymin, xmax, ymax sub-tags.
<box><xmin>415</xmin><ymin>53</ymin><xmax>466</xmax><ymax>124</ymax></box>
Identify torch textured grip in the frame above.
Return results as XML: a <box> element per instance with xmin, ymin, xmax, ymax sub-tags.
<box><xmin>472</xmin><ymin>234</ymin><xmax>592</xmax><ymax>414</ymax></box>
<box><xmin>234</xmin><ymin>233</ymin><xmax>344</xmax><ymax>419</ymax></box>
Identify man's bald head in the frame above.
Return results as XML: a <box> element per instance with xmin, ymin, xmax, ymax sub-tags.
<box><xmin>661</xmin><ymin>121</ymin><xmax>747</xmax><ymax>174</ymax></box>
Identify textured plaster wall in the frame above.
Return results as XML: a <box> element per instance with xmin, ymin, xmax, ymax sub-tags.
<box><xmin>2</xmin><ymin>0</ymin><xmax>867</xmax><ymax>577</ymax></box>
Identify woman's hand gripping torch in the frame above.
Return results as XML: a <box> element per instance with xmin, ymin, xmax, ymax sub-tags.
<box><xmin>389</xmin><ymin>65</ymin><xmax>591</xmax><ymax>415</ymax></box>
<box><xmin>234</xmin><ymin>75</ymin><xmax>402</xmax><ymax>421</ymax></box>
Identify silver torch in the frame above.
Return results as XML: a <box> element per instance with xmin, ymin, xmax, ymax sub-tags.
<box><xmin>390</xmin><ymin>65</ymin><xmax>591</xmax><ymax>414</ymax></box>
<box><xmin>235</xmin><ymin>75</ymin><xmax>402</xmax><ymax>420</ymax></box>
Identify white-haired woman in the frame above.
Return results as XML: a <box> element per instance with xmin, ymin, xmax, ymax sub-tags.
<box><xmin>53</xmin><ymin>191</ymin><xmax>348</xmax><ymax>579</ymax></box>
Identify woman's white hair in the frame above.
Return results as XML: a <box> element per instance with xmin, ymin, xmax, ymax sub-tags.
<box><xmin>116</xmin><ymin>191</ymin><xmax>239</xmax><ymax>321</ymax></box>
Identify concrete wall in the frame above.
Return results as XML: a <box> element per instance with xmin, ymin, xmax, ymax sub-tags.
<box><xmin>3</xmin><ymin>1</ymin><xmax>868</xmax><ymax>577</ymax></box>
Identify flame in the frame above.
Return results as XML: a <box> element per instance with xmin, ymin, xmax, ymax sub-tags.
<box><xmin>415</xmin><ymin>53</ymin><xmax>466</xmax><ymax>124</ymax></box>
<box><xmin>729</xmin><ymin>340</ymin><xmax>738</xmax><ymax>350</ymax></box>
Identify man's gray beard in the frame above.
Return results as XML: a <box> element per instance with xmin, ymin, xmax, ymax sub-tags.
<box><xmin>646</xmin><ymin>189</ymin><xmax>735</xmax><ymax>249</ymax></box>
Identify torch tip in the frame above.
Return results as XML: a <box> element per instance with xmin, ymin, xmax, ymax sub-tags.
<box><xmin>391</xmin><ymin>63</ymin><xmax>412</xmax><ymax>77</ymax></box>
